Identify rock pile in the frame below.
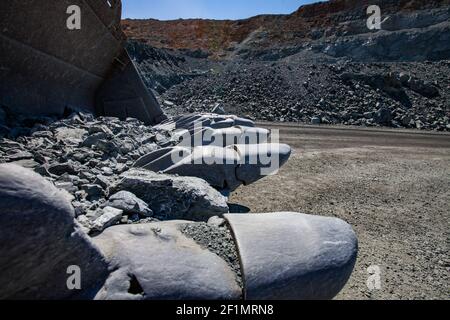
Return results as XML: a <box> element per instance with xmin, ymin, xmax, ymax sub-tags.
<box><xmin>123</xmin><ymin>1</ymin><xmax>450</xmax><ymax>133</ymax></box>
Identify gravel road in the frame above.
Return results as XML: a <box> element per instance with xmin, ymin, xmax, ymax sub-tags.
<box><xmin>231</xmin><ymin>123</ymin><xmax>450</xmax><ymax>300</ymax></box>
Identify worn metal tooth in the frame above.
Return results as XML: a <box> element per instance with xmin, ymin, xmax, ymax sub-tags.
<box><xmin>134</xmin><ymin>142</ymin><xmax>291</xmax><ymax>192</ymax></box>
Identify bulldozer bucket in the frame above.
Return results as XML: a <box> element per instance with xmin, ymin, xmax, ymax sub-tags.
<box><xmin>0</xmin><ymin>0</ymin><xmax>166</xmax><ymax>125</ymax></box>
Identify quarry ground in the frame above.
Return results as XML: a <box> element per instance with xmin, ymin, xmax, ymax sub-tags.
<box><xmin>230</xmin><ymin>123</ymin><xmax>450</xmax><ymax>300</ymax></box>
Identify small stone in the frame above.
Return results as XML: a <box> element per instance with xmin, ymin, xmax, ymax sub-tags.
<box><xmin>94</xmin><ymin>175</ymin><xmax>110</xmax><ymax>189</ymax></box>
<box><xmin>0</xmin><ymin>107</ymin><xmax>6</xmax><ymax>125</ymax></box>
<box><xmin>82</xmin><ymin>133</ymin><xmax>108</xmax><ymax>148</ymax></box>
<box><xmin>88</xmin><ymin>159</ymin><xmax>100</xmax><ymax>168</ymax></box>
<box><xmin>77</xmin><ymin>215</ymin><xmax>93</xmax><ymax>233</ymax></box>
<box><xmin>120</xmin><ymin>215</ymin><xmax>129</xmax><ymax>224</ymax></box>
<box><xmin>401</xmin><ymin>115</ymin><xmax>412</xmax><ymax>126</ymax></box>
<box><xmin>91</xmin><ymin>206</ymin><xmax>123</xmax><ymax>233</ymax></box>
<box><xmin>88</xmin><ymin>125</ymin><xmax>113</xmax><ymax>136</ymax></box>
<box><xmin>80</xmin><ymin>171</ymin><xmax>95</xmax><ymax>181</ymax></box>
<box><xmin>34</xmin><ymin>165</ymin><xmax>52</xmax><ymax>177</ymax></box>
<box><xmin>7</xmin><ymin>151</ymin><xmax>34</xmax><ymax>161</ymax></box>
<box><xmin>129</xmin><ymin>214</ymin><xmax>140</xmax><ymax>223</ymax></box>
<box><xmin>117</xmin><ymin>156</ymin><xmax>128</xmax><ymax>163</ymax></box>
<box><xmin>72</xmin><ymin>152</ymin><xmax>91</xmax><ymax>163</ymax></box>
<box><xmin>211</xmin><ymin>103</ymin><xmax>226</xmax><ymax>115</ymax></box>
<box><xmin>119</xmin><ymin>143</ymin><xmax>134</xmax><ymax>155</ymax></box>
<box><xmin>96</xmin><ymin>140</ymin><xmax>119</xmax><ymax>154</ymax></box>
<box><xmin>33</xmin><ymin>152</ymin><xmax>47</xmax><ymax>164</ymax></box>
<box><xmin>112</xmin><ymin>169</ymin><xmax>229</xmax><ymax>221</ymax></box>
<box><xmin>72</xmin><ymin>201</ymin><xmax>87</xmax><ymax>217</ymax></box>
<box><xmin>207</xmin><ymin>216</ymin><xmax>226</xmax><ymax>227</ymax></box>
<box><xmin>101</xmin><ymin>167</ymin><xmax>114</xmax><ymax>176</ymax></box>
<box><xmin>311</xmin><ymin>117</ymin><xmax>321</xmax><ymax>125</ymax></box>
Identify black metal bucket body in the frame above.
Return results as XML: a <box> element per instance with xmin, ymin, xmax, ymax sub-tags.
<box><xmin>0</xmin><ymin>0</ymin><xmax>166</xmax><ymax>125</ymax></box>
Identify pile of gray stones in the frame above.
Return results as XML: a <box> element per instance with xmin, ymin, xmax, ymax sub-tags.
<box><xmin>0</xmin><ymin>111</ymin><xmax>358</xmax><ymax>300</ymax></box>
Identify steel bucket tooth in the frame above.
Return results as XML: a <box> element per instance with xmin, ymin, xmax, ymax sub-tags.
<box><xmin>0</xmin><ymin>0</ymin><xmax>166</xmax><ymax>125</ymax></box>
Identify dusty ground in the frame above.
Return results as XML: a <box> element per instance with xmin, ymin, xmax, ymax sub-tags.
<box><xmin>231</xmin><ymin>123</ymin><xmax>450</xmax><ymax>300</ymax></box>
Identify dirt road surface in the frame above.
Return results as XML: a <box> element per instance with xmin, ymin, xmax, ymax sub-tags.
<box><xmin>231</xmin><ymin>123</ymin><xmax>450</xmax><ymax>300</ymax></box>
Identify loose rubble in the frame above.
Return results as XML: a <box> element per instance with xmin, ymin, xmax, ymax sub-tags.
<box><xmin>125</xmin><ymin>4</ymin><xmax>450</xmax><ymax>133</ymax></box>
<box><xmin>180</xmin><ymin>222</ymin><xmax>243</xmax><ymax>288</ymax></box>
<box><xmin>0</xmin><ymin>112</ymin><xmax>229</xmax><ymax>229</ymax></box>
<box><xmin>0</xmin><ymin>164</ymin><xmax>108</xmax><ymax>300</ymax></box>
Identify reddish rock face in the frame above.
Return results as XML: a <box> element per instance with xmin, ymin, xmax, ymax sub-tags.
<box><xmin>121</xmin><ymin>0</ymin><xmax>450</xmax><ymax>56</ymax></box>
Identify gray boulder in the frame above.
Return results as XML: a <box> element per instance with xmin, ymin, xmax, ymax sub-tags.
<box><xmin>0</xmin><ymin>164</ymin><xmax>108</xmax><ymax>300</ymax></box>
<box><xmin>105</xmin><ymin>191</ymin><xmax>153</xmax><ymax>217</ymax></box>
<box><xmin>81</xmin><ymin>184</ymin><xmax>105</xmax><ymax>200</ymax></box>
<box><xmin>112</xmin><ymin>169</ymin><xmax>229</xmax><ymax>221</ymax></box>
<box><xmin>134</xmin><ymin>143</ymin><xmax>291</xmax><ymax>192</ymax></box>
<box><xmin>207</xmin><ymin>215</ymin><xmax>226</xmax><ymax>227</ymax></box>
<box><xmin>92</xmin><ymin>221</ymin><xmax>241</xmax><ymax>300</ymax></box>
<box><xmin>225</xmin><ymin>212</ymin><xmax>358</xmax><ymax>300</ymax></box>
<box><xmin>172</xmin><ymin>125</ymin><xmax>270</xmax><ymax>148</ymax></box>
<box><xmin>374</xmin><ymin>107</ymin><xmax>393</xmax><ymax>125</ymax></box>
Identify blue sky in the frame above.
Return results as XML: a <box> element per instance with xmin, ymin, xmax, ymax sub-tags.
<box><xmin>122</xmin><ymin>0</ymin><xmax>320</xmax><ymax>20</ymax></box>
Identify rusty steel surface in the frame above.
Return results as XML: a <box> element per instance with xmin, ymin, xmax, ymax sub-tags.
<box><xmin>0</xmin><ymin>0</ymin><xmax>166</xmax><ymax>124</ymax></box>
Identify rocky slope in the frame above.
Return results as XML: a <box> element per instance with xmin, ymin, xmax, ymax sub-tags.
<box><xmin>123</xmin><ymin>0</ymin><xmax>450</xmax><ymax>61</ymax></box>
<box><xmin>124</xmin><ymin>1</ymin><xmax>450</xmax><ymax>131</ymax></box>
